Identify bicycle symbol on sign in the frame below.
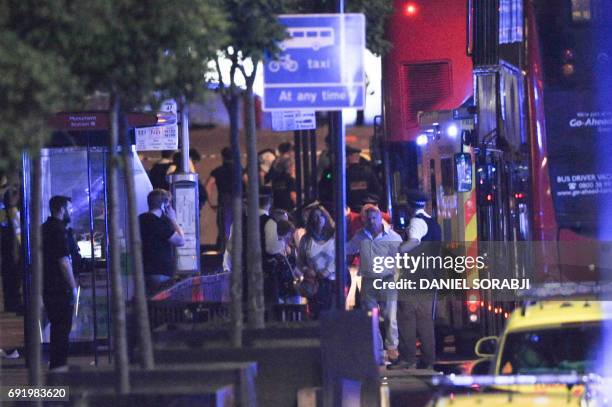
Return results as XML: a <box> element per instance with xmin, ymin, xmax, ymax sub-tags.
<box><xmin>268</xmin><ymin>54</ymin><xmax>299</xmax><ymax>73</ymax></box>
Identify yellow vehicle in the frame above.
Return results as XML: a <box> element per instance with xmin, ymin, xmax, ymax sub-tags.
<box><xmin>475</xmin><ymin>300</ymin><xmax>605</xmax><ymax>377</ymax></box>
<box><xmin>430</xmin><ymin>392</ymin><xmax>583</xmax><ymax>406</ymax></box>
<box><xmin>427</xmin><ymin>300</ymin><xmax>609</xmax><ymax>406</ymax></box>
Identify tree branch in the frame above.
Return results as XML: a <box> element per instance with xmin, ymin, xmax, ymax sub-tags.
<box><xmin>214</xmin><ymin>55</ymin><xmax>231</xmax><ymax>108</ymax></box>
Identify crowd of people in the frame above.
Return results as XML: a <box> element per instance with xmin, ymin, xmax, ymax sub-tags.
<box><xmin>204</xmin><ymin>141</ymin><xmax>441</xmax><ymax>369</ymax></box>
<box><xmin>33</xmin><ymin>141</ymin><xmax>440</xmax><ymax>371</ymax></box>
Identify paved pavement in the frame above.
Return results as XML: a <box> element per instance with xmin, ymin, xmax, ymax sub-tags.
<box><xmin>0</xmin><ymin>282</ymin><xmax>111</xmax><ymax>386</ymax></box>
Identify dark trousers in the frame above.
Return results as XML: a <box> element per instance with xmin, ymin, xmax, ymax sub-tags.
<box><xmin>263</xmin><ymin>259</ymin><xmax>279</xmax><ymax>307</ymax></box>
<box><xmin>397</xmin><ymin>294</ymin><xmax>435</xmax><ymax>366</ymax></box>
<box><xmin>216</xmin><ymin>194</ymin><xmax>232</xmax><ymax>251</ymax></box>
<box><xmin>308</xmin><ymin>278</ymin><xmax>334</xmax><ymax>320</ymax></box>
<box><xmin>44</xmin><ymin>296</ymin><xmax>74</xmax><ymax>369</ymax></box>
<box><xmin>1</xmin><ymin>227</ymin><xmax>22</xmax><ymax>311</ymax></box>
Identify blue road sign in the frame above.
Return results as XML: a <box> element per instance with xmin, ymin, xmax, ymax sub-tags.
<box><xmin>263</xmin><ymin>14</ymin><xmax>365</xmax><ymax>111</ymax></box>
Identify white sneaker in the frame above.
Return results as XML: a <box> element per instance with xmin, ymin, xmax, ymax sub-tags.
<box><xmin>0</xmin><ymin>349</ymin><xmax>20</xmax><ymax>359</ymax></box>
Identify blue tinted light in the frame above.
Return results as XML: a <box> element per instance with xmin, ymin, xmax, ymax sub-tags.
<box><xmin>416</xmin><ymin>134</ymin><xmax>428</xmax><ymax>146</ymax></box>
<box><xmin>447</xmin><ymin>124</ymin><xmax>459</xmax><ymax>138</ymax></box>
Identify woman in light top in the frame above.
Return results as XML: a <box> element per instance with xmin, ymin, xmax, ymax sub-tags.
<box><xmin>297</xmin><ymin>204</ymin><xmax>335</xmax><ymax>319</ymax></box>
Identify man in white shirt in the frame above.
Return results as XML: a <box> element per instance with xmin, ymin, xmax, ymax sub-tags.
<box><xmin>348</xmin><ymin>204</ymin><xmax>403</xmax><ymax>364</ymax></box>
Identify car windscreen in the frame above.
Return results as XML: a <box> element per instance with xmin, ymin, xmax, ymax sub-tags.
<box><xmin>498</xmin><ymin>322</ymin><xmax>602</xmax><ymax>374</ymax></box>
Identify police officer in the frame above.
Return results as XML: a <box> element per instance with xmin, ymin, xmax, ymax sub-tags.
<box><xmin>391</xmin><ymin>190</ymin><xmax>441</xmax><ymax>370</ymax></box>
<box><xmin>346</xmin><ymin>146</ymin><xmax>382</xmax><ymax>213</ymax></box>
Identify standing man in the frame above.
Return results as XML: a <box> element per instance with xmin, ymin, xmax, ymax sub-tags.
<box><xmin>42</xmin><ymin>196</ymin><xmax>78</xmax><ymax>371</ymax></box>
<box><xmin>206</xmin><ymin>147</ymin><xmax>236</xmax><ymax>252</ymax></box>
<box><xmin>147</xmin><ymin>150</ymin><xmax>175</xmax><ymax>190</ymax></box>
<box><xmin>393</xmin><ymin>190</ymin><xmax>441</xmax><ymax>370</ymax></box>
<box><xmin>348</xmin><ymin>204</ymin><xmax>402</xmax><ymax>364</ymax></box>
<box><xmin>139</xmin><ymin>189</ymin><xmax>184</xmax><ymax>295</ymax></box>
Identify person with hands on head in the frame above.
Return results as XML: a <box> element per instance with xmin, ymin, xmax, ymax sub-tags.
<box><xmin>139</xmin><ymin>189</ymin><xmax>184</xmax><ymax>296</ymax></box>
<box><xmin>42</xmin><ymin>196</ymin><xmax>79</xmax><ymax>371</ymax></box>
<box><xmin>296</xmin><ymin>204</ymin><xmax>335</xmax><ymax>319</ymax></box>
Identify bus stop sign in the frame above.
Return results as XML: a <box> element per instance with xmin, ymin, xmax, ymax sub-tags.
<box><xmin>263</xmin><ymin>14</ymin><xmax>365</xmax><ymax>111</ymax></box>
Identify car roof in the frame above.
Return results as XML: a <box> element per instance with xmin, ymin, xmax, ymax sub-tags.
<box><xmin>504</xmin><ymin>300</ymin><xmax>607</xmax><ymax>332</ymax></box>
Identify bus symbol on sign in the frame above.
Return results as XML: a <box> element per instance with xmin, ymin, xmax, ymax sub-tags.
<box><xmin>281</xmin><ymin>27</ymin><xmax>335</xmax><ymax>51</ymax></box>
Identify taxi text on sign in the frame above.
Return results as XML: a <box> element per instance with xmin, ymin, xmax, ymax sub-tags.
<box><xmin>263</xmin><ymin>14</ymin><xmax>366</xmax><ymax>111</ymax></box>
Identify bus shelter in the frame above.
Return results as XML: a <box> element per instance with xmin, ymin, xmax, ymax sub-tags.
<box><xmin>22</xmin><ymin>111</ymin><xmax>156</xmax><ymax>363</ymax></box>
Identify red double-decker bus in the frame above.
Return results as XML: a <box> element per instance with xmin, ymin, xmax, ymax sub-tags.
<box><xmin>381</xmin><ymin>0</ymin><xmax>479</xmax><ymax>353</ymax></box>
<box><xmin>381</xmin><ymin>0</ymin><xmax>612</xmax><ymax>347</ymax></box>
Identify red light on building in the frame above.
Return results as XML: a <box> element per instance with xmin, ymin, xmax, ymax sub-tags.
<box><xmin>486</xmin><ymin>194</ymin><xmax>493</xmax><ymax>201</ymax></box>
<box><xmin>514</xmin><ymin>193</ymin><xmax>524</xmax><ymax>199</ymax></box>
<box><xmin>404</xmin><ymin>2</ymin><xmax>418</xmax><ymax>16</ymax></box>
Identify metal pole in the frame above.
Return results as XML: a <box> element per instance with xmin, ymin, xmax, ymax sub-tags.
<box><xmin>103</xmin><ymin>154</ymin><xmax>112</xmax><ymax>364</ymax></box>
<box><xmin>86</xmin><ymin>134</ymin><xmax>99</xmax><ymax>366</ymax></box>
<box><xmin>180</xmin><ymin>97</ymin><xmax>190</xmax><ymax>173</ymax></box>
<box><xmin>294</xmin><ymin>131</ymin><xmax>303</xmax><ymax>216</ymax></box>
<box><xmin>333</xmin><ymin>0</ymin><xmax>346</xmax><ymax>311</ymax></box>
<box><xmin>332</xmin><ymin>115</ymin><xmax>346</xmax><ymax>310</ymax></box>
<box><xmin>310</xmin><ymin>129</ymin><xmax>318</xmax><ymax>201</ymax></box>
<box><xmin>20</xmin><ymin>152</ymin><xmax>31</xmax><ymax>372</ymax></box>
<box><xmin>302</xmin><ymin>129</ymin><xmax>311</xmax><ymax>203</ymax></box>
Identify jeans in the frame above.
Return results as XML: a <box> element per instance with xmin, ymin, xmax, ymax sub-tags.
<box><xmin>216</xmin><ymin>194</ymin><xmax>232</xmax><ymax>251</ymax></box>
<box><xmin>43</xmin><ymin>295</ymin><xmax>74</xmax><ymax>369</ymax></box>
<box><xmin>361</xmin><ymin>276</ymin><xmax>398</xmax><ymax>357</ymax></box>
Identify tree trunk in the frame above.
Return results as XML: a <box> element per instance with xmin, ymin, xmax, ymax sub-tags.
<box><xmin>120</xmin><ymin>114</ymin><xmax>154</xmax><ymax>370</ymax></box>
<box><xmin>244</xmin><ymin>85</ymin><xmax>264</xmax><ymax>329</ymax></box>
<box><xmin>228</xmin><ymin>91</ymin><xmax>243</xmax><ymax>347</ymax></box>
<box><xmin>109</xmin><ymin>94</ymin><xmax>130</xmax><ymax>393</ymax></box>
<box><xmin>27</xmin><ymin>152</ymin><xmax>42</xmax><ymax>389</ymax></box>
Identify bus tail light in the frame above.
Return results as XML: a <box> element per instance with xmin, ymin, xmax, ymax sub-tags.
<box><xmin>404</xmin><ymin>2</ymin><xmax>419</xmax><ymax>17</ymax></box>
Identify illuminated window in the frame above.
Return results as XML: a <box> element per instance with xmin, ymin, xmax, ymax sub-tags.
<box><xmin>571</xmin><ymin>0</ymin><xmax>591</xmax><ymax>21</ymax></box>
<box><xmin>499</xmin><ymin>0</ymin><xmax>523</xmax><ymax>44</ymax></box>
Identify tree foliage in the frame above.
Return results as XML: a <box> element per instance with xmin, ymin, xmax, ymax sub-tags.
<box><xmin>0</xmin><ymin>1</ymin><xmax>79</xmax><ymax>171</ymax></box>
<box><xmin>62</xmin><ymin>0</ymin><xmax>228</xmax><ymax>109</ymax></box>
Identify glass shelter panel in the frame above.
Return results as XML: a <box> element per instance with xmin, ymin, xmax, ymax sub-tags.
<box><xmin>40</xmin><ymin>147</ymin><xmax>132</xmax><ymax>343</ymax></box>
